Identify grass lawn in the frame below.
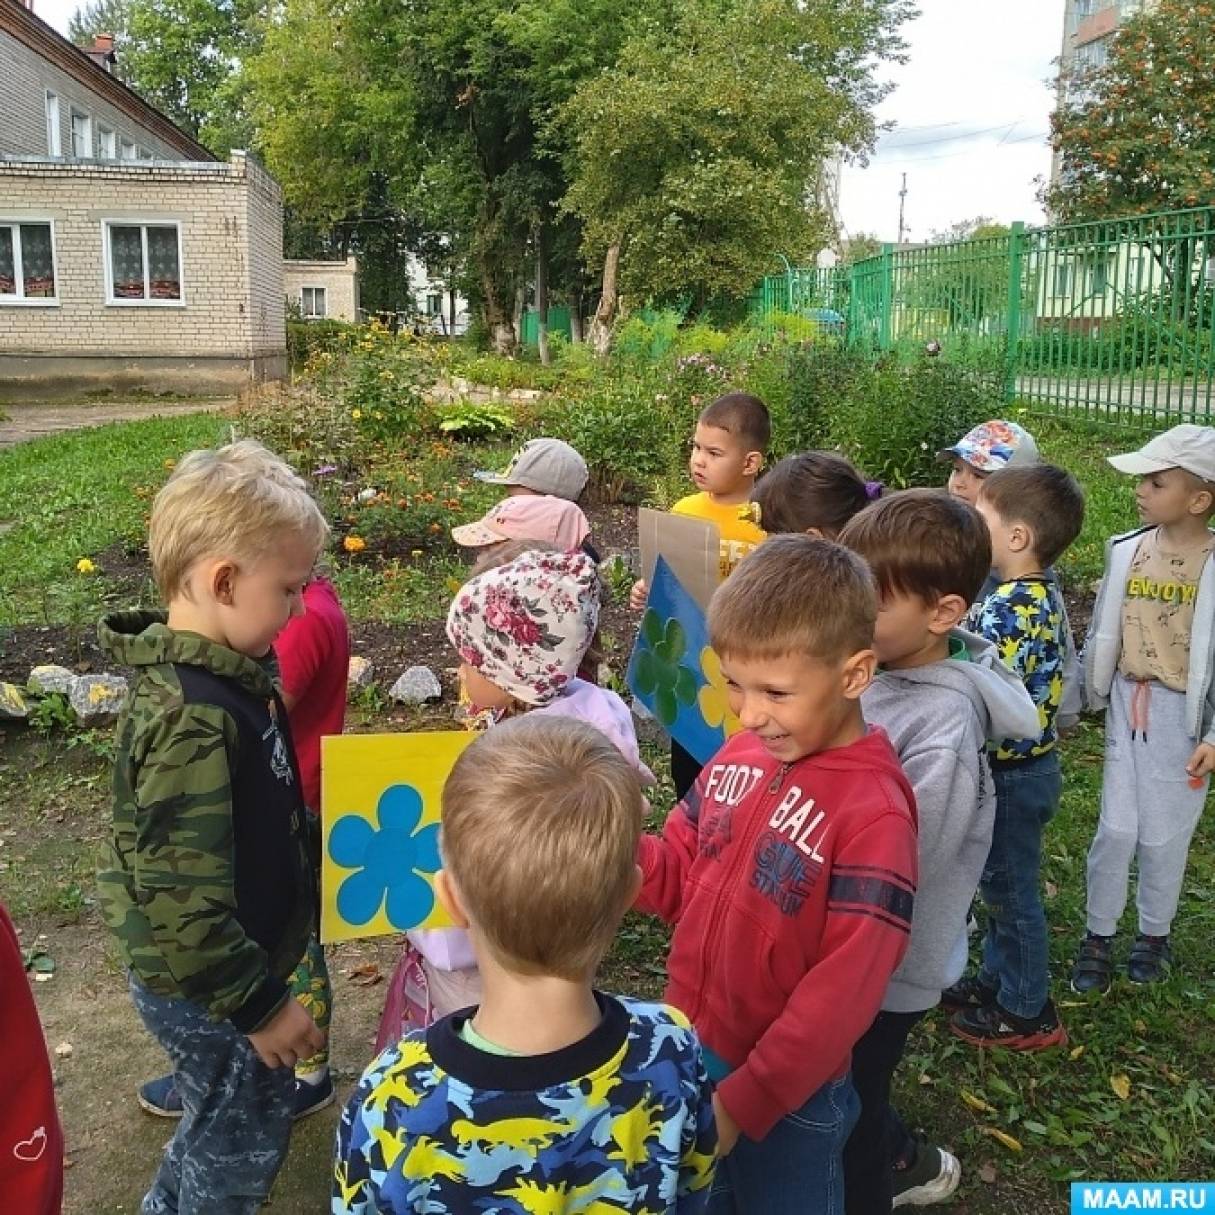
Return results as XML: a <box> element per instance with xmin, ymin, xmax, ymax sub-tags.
<box><xmin>1</xmin><ymin>406</ymin><xmax>1213</xmax><ymax>1212</ymax></box>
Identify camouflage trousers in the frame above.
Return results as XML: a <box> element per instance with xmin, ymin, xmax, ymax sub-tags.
<box><xmin>288</xmin><ymin>936</ymin><xmax>331</xmax><ymax>1075</ymax></box>
<box><xmin>129</xmin><ymin>975</ymin><xmax>295</xmax><ymax>1215</ymax></box>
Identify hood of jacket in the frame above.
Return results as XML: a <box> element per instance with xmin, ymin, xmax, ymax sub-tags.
<box><xmin>99</xmin><ymin>610</ymin><xmax>278</xmax><ymax>700</ymax></box>
<box><xmin>867</xmin><ymin>627</ymin><xmax>1040</xmax><ymax>746</ymax></box>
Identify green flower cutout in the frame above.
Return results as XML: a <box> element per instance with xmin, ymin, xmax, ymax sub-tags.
<box><xmin>634</xmin><ymin>609</ymin><xmax>699</xmax><ymax>726</ymax></box>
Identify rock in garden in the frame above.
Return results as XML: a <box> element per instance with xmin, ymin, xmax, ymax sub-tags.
<box><xmin>28</xmin><ymin>664</ymin><xmax>78</xmax><ymax>696</ymax></box>
<box><xmin>389</xmin><ymin>666</ymin><xmax>442</xmax><ymax>705</ymax></box>
<box><xmin>347</xmin><ymin>656</ymin><xmax>375</xmax><ymax>688</ymax></box>
<box><xmin>0</xmin><ymin>683</ymin><xmax>29</xmax><ymax>720</ymax></box>
<box><xmin>69</xmin><ymin>675</ymin><xmax>128</xmax><ymax>726</ymax></box>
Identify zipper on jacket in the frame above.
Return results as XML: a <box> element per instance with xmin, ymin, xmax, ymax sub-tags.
<box><xmin>767</xmin><ymin>763</ymin><xmax>791</xmax><ymax>795</ymax></box>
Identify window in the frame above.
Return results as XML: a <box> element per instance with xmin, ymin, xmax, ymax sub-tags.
<box><xmin>0</xmin><ymin>221</ymin><xmax>58</xmax><ymax>304</ymax></box>
<box><xmin>426</xmin><ymin>292</ymin><xmax>443</xmax><ymax>315</ymax></box>
<box><xmin>301</xmin><ymin>286</ymin><xmax>327</xmax><ymax>318</ymax></box>
<box><xmin>1089</xmin><ymin>254</ymin><xmax>1114</xmax><ymax>294</ymax></box>
<box><xmin>45</xmin><ymin>92</ymin><xmax>61</xmax><ymax>156</ymax></box>
<box><xmin>98</xmin><ymin>127</ymin><xmax>117</xmax><ymax>159</ymax></box>
<box><xmin>71</xmin><ymin>110</ymin><xmax>93</xmax><ymax>158</ymax></box>
<box><xmin>138</xmin><ymin>147</ymin><xmax>153</xmax><ymax>161</ymax></box>
<box><xmin>104</xmin><ymin>221</ymin><xmax>184</xmax><ymax>305</ymax></box>
<box><xmin>120</xmin><ymin>138</ymin><xmax>138</xmax><ymax>160</ymax></box>
<box><xmin>1053</xmin><ymin>262</ymin><xmax>1072</xmax><ymax>297</ymax></box>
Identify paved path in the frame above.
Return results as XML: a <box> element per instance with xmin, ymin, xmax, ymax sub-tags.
<box><xmin>0</xmin><ymin>398</ymin><xmax>234</xmax><ymax>448</ymax></box>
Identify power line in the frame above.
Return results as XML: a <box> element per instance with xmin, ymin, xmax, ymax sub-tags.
<box><xmin>879</xmin><ymin>118</ymin><xmax>1028</xmax><ymax>150</ymax></box>
<box><xmin>878</xmin><ymin>130</ymin><xmax>1050</xmax><ymax>163</ymax></box>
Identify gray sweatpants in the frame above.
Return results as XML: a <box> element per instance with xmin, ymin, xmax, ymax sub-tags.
<box><xmin>1086</xmin><ymin>673</ymin><xmax>1209</xmax><ymax>937</ymax></box>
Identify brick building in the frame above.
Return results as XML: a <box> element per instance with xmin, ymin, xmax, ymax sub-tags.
<box><xmin>0</xmin><ymin>0</ymin><xmax>286</xmax><ymax>398</ymax></box>
<box><xmin>283</xmin><ymin>256</ymin><xmax>361</xmax><ymax>322</ymax></box>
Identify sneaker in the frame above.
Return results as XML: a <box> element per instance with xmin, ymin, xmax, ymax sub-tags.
<box><xmin>892</xmin><ymin>1138</ymin><xmax>962</xmax><ymax>1208</ymax></box>
<box><xmin>1127</xmin><ymin>934</ymin><xmax>1171</xmax><ymax>984</ymax></box>
<box><xmin>949</xmin><ymin>1000</ymin><xmax>1068</xmax><ymax>1051</ymax></box>
<box><xmin>137</xmin><ymin>1074</ymin><xmax>183</xmax><ymax>1118</ymax></box>
<box><xmin>940</xmin><ymin>975</ymin><xmax>997</xmax><ymax>1011</ymax></box>
<box><xmin>1070</xmin><ymin>932</ymin><xmax>1115</xmax><ymax>994</ymax></box>
<box><xmin>293</xmin><ymin>1072</ymin><xmax>335</xmax><ymax>1120</ymax></box>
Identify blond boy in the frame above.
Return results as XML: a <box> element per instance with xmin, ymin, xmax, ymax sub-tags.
<box><xmin>97</xmin><ymin>439</ymin><xmax>327</xmax><ymax>1214</ymax></box>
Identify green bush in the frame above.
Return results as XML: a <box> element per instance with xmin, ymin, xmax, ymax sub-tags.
<box><xmin>436</xmin><ymin>401</ymin><xmax>516</xmax><ymax>440</ymax></box>
<box><xmin>771</xmin><ymin>344</ymin><xmax>870</xmax><ymax>456</ymax></box>
<box><xmin>287</xmin><ymin>319</ymin><xmax>358</xmax><ymax>368</ymax></box>
<box><xmin>828</xmin><ymin>358</ymin><xmax>1000</xmax><ymax>488</ymax></box>
<box><xmin>612</xmin><ymin>308</ymin><xmax>685</xmax><ymax>367</ymax></box>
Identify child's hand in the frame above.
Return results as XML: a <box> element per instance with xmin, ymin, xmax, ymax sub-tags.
<box><xmin>1185</xmin><ymin>741</ymin><xmax>1215</xmax><ymax>784</ymax></box>
<box><xmin>629</xmin><ymin>579</ymin><xmax>649</xmax><ymax>612</ymax></box>
<box><xmin>712</xmin><ymin>1093</ymin><xmax>741</xmax><ymax>1156</ymax></box>
<box><xmin>247</xmin><ymin>998</ymin><xmax>324</xmax><ymax>1070</ymax></box>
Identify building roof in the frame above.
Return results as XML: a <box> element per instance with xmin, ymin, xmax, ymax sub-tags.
<box><xmin>2</xmin><ymin>0</ymin><xmax>216</xmax><ymax>162</ymax></box>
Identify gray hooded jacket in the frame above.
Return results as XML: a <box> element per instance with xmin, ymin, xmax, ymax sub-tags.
<box><xmin>862</xmin><ymin>628</ymin><xmax>1041</xmax><ymax>1013</ymax></box>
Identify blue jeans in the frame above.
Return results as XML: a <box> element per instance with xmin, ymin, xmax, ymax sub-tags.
<box><xmin>129</xmin><ymin>974</ymin><xmax>295</xmax><ymax>1215</ymax></box>
<box><xmin>977</xmin><ymin>750</ymin><xmax>1062</xmax><ymax>1019</ymax></box>
<box><xmin>709</xmin><ymin>1075</ymin><xmax>860</xmax><ymax>1214</ymax></box>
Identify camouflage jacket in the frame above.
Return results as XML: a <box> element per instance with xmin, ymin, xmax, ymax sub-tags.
<box><xmin>97</xmin><ymin>610</ymin><xmax>315</xmax><ymax>1032</ymax></box>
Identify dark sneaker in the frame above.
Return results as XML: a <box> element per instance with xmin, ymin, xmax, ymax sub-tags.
<box><xmin>892</xmin><ymin>1137</ymin><xmax>962</xmax><ymax>1208</ymax></box>
<box><xmin>940</xmin><ymin>975</ymin><xmax>997</xmax><ymax>1011</ymax></box>
<box><xmin>293</xmin><ymin>1072</ymin><xmax>335</xmax><ymax>1120</ymax></box>
<box><xmin>1127</xmin><ymin>934</ymin><xmax>1171</xmax><ymax>984</ymax></box>
<box><xmin>950</xmin><ymin>1000</ymin><xmax>1068</xmax><ymax>1052</ymax></box>
<box><xmin>137</xmin><ymin>1074</ymin><xmax>183</xmax><ymax>1118</ymax></box>
<box><xmin>1070</xmin><ymin>932</ymin><xmax>1115</xmax><ymax>994</ymax></box>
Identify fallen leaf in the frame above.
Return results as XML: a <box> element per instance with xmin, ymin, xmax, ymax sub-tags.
<box><xmin>978</xmin><ymin>1163</ymin><xmax>998</xmax><ymax>1184</ymax></box>
<box><xmin>1133</xmin><ymin>1019</ymin><xmax>1148</xmax><ymax>1034</ymax></box>
<box><xmin>1111</xmin><ymin>1073</ymin><xmax>1131</xmax><ymax>1100</ymax></box>
<box><xmin>918</xmin><ymin>1072</ymin><xmax>934</xmax><ymax>1086</ymax></box>
<box><xmin>54</xmin><ymin>1042</ymin><xmax>73</xmax><ymax>1059</ymax></box>
<box><xmin>983</xmin><ymin>1127</ymin><xmax>1024</xmax><ymax>1153</ymax></box>
<box><xmin>348</xmin><ymin>963</ymin><xmax>383</xmax><ymax>988</ymax></box>
<box><xmin>961</xmin><ymin>1088</ymin><xmax>997</xmax><ymax>1114</ymax></box>
<box><xmin>1069</xmin><ymin>1044</ymin><xmax>1086</xmax><ymax>1060</ymax></box>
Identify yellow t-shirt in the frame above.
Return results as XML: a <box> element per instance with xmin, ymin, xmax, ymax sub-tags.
<box><xmin>672</xmin><ymin>492</ymin><xmax>765</xmax><ymax>579</ymax></box>
<box><xmin>1119</xmin><ymin>528</ymin><xmax>1215</xmax><ymax>692</ymax></box>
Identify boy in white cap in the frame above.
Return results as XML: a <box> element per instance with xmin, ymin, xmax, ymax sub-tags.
<box><xmin>1072</xmin><ymin>423</ymin><xmax>1215</xmax><ymax>993</ymax></box>
<box><xmin>475</xmin><ymin>437</ymin><xmax>589</xmax><ymax>502</ymax></box>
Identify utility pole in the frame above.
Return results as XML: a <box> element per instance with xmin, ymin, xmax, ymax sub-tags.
<box><xmin>897</xmin><ymin>173</ymin><xmax>908</xmax><ymax>246</ymax></box>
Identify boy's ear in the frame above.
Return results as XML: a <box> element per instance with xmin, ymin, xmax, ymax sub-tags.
<box><xmin>210</xmin><ymin>560</ymin><xmax>238</xmax><ymax>606</ymax></box>
<box><xmin>1007</xmin><ymin>521</ymin><xmax>1033</xmax><ymax>554</ymax></box>
<box><xmin>1189</xmin><ymin>487</ymin><xmax>1214</xmax><ymax>517</ymax></box>
<box><xmin>743</xmin><ymin>450</ymin><xmax>764</xmax><ymax>477</ymax></box>
<box><xmin>841</xmin><ymin>648</ymin><xmax>877</xmax><ymax>700</ymax></box>
<box><xmin>929</xmin><ymin>592</ymin><xmax>969</xmax><ymax>636</ymax></box>
<box><xmin>435</xmin><ymin>870</ymin><xmax>470</xmax><ymax>929</ymax></box>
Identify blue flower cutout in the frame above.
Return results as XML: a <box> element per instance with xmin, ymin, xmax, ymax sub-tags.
<box><xmin>328</xmin><ymin>784</ymin><xmax>441</xmax><ymax>930</ymax></box>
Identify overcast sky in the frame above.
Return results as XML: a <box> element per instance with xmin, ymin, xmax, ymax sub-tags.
<box><xmin>35</xmin><ymin>0</ymin><xmax>1064</xmax><ymax>243</ymax></box>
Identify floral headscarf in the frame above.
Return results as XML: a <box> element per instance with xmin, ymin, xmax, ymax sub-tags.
<box><xmin>446</xmin><ymin>549</ymin><xmax>600</xmax><ymax>707</ymax></box>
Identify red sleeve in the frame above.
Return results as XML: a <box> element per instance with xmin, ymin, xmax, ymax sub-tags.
<box><xmin>276</xmin><ymin>607</ymin><xmax>328</xmax><ymax>701</ymax></box>
<box><xmin>717</xmin><ymin>812</ymin><xmax>917</xmax><ymax>1141</ymax></box>
<box><xmin>635</xmin><ymin>800</ymin><xmax>700</xmax><ymax>924</ymax></box>
<box><xmin>0</xmin><ymin>904</ymin><xmax>64</xmax><ymax>1215</ymax></box>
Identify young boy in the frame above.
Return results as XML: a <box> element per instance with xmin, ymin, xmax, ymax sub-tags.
<box><xmin>475</xmin><ymin>436</ymin><xmax>589</xmax><ymax>501</ymax></box>
<box><xmin>98</xmin><ymin>439</ymin><xmax>328</xmax><ymax>1213</ymax></box>
<box><xmin>944</xmin><ymin>464</ymin><xmax>1085</xmax><ymax>1049</ymax></box>
<box><xmin>1072</xmin><ymin>424</ymin><xmax>1215</xmax><ymax>992</ymax></box>
<box><xmin>637</xmin><ymin>535</ymin><xmax>917</xmax><ymax>1215</ymax></box>
<box><xmin>837</xmin><ymin>491</ymin><xmax>1040</xmax><ymax>1214</ymax></box>
<box><xmin>630</xmin><ymin>392</ymin><xmax>769</xmax><ymax>796</ymax></box>
<box><xmin>333</xmin><ymin>714</ymin><xmax>717</xmax><ymax>1213</ymax></box>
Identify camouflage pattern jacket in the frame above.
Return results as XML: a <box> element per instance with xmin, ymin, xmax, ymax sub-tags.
<box><xmin>97</xmin><ymin>611</ymin><xmax>315</xmax><ymax>1032</ymax></box>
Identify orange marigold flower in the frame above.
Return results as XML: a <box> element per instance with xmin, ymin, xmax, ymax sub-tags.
<box><xmin>343</xmin><ymin>535</ymin><xmax>367</xmax><ymax>553</ymax></box>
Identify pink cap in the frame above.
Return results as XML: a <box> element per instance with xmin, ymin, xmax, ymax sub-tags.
<box><xmin>451</xmin><ymin>494</ymin><xmax>591</xmax><ymax>550</ymax></box>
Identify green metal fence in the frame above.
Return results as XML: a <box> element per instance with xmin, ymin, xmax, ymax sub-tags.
<box><xmin>750</xmin><ymin>206</ymin><xmax>1215</xmax><ymax>425</ymax></box>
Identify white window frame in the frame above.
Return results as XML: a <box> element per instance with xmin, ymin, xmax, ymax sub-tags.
<box><xmin>0</xmin><ymin>218</ymin><xmax>60</xmax><ymax>307</ymax></box>
<box><xmin>45</xmin><ymin>91</ymin><xmax>61</xmax><ymax>156</ymax></box>
<box><xmin>98</xmin><ymin>126</ymin><xmax>117</xmax><ymax>159</ymax></box>
<box><xmin>70</xmin><ymin>108</ymin><xmax>93</xmax><ymax>158</ymax></box>
<box><xmin>119</xmin><ymin>138</ymin><xmax>138</xmax><ymax>160</ymax></box>
<box><xmin>300</xmin><ymin>285</ymin><xmax>327</xmax><ymax>319</ymax></box>
<box><xmin>102</xmin><ymin>218</ymin><xmax>187</xmax><ymax>308</ymax></box>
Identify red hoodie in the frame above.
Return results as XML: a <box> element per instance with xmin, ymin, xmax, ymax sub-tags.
<box><xmin>0</xmin><ymin>903</ymin><xmax>64</xmax><ymax>1215</ymax></box>
<box><xmin>637</xmin><ymin>727</ymin><xmax>917</xmax><ymax>1142</ymax></box>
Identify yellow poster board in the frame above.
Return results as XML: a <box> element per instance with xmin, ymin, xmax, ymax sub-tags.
<box><xmin>320</xmin><ymin>731</ymin><xmax>474</xmax><ymax>944</ymax></box>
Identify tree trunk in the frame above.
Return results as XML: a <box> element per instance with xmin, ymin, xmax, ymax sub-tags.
<box><xmin>588</xmin><ymin>241</ymin><xmax>621</xmax><ymax>357</ymax></box>
<box><xmin>570</xmin><ymin>311</ymin><xmax>584</xmax><ymax>343</ymax></box>
<box><xmin>479</xmin><ymin>261</ymin><xmax>515</xmax><ymax>353</ymax></box>
<box><xmin>535</xmin><ymin>222</ymin><xmax>551</xmax><ymax>366</ymax></box>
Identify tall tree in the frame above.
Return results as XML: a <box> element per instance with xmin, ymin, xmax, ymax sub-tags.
<box><xmin>562</xmin><ymin>0</ymin><xmax>913</xmax><ymax>349</ymax></box>
<box><xmin>1047</xmin><ymin>0</ymin><xmax>1215</xmax><ymax>220</ymax></box>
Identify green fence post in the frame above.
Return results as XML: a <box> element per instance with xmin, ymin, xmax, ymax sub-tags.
<box><xmin>879</xmin><ymin>243</ymin><xmax>894</xmax><ymax>352</ymax></box>
<box><xmin>1004</xmin><ymin>221</ymin><xmax>1026</xmax><ymax>405</ymax></box>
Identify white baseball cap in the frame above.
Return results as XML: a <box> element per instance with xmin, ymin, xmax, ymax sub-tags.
<box><xmin>475</xmin><ymin>438</ymin><xmax>589</xmax><ymax>501</ymax></box>
<box><xmin>1108</xmin><ymin>424</ymin><xmax>1215</xmax><ymax>483</ymax></box>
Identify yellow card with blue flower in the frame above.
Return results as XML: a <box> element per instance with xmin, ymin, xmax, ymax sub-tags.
<box><xmin>320</xmin><ymin>732</ymin><xmax>474</xmax><ymax>944</ymax></box>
